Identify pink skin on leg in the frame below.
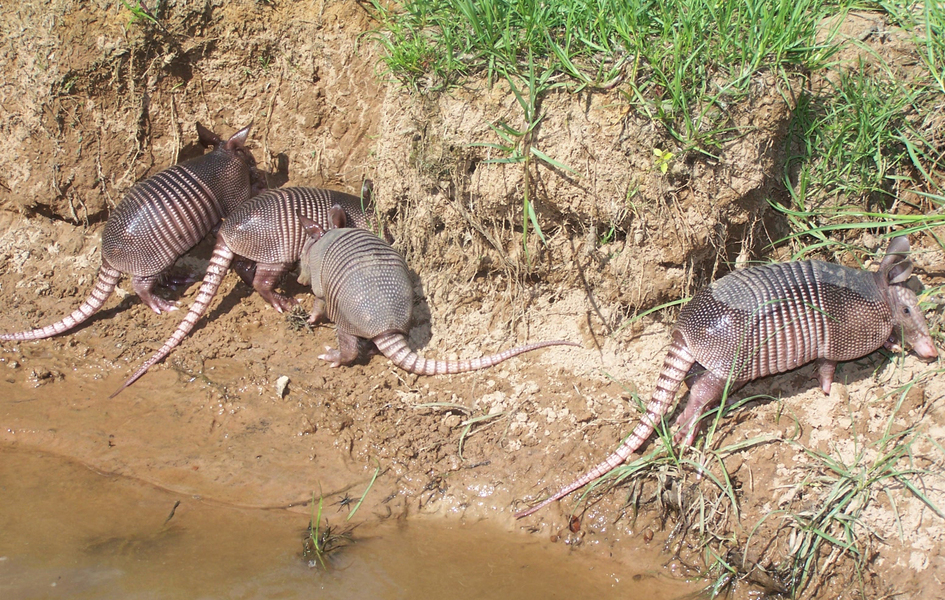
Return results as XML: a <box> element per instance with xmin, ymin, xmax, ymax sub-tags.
<box><xmin>251</xmin><ymin>263</ymin><xmax>297</xmax><ymax>313</ymax></box>
<box><xmin>307</xmin><ymin>298</ymin><xmax>328</xmax><ymax>325</ymax></box>
<box><xmin>815</xmin><ymin>358</ymin><xmax>837</xmax><ymax>395</ymax></box>
<box><xmin>319</xmin><ymin>330</ymin><xmax>361</xmax><ymax>367</ymax></box>
<box><xmin>672</xmin><ymin>371</ymin><xmax>729</xmax><ymax>447</ymax></box>
<box><xmin>132</xmin><ymin>274</ymin><xmax>178</xmax><ymax>314</ymax></box>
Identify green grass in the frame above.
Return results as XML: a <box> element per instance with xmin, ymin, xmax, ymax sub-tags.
<box><xmin>368</xmin><ymin>0</ymin><xmax>838</xmax><ymax>253</ymax></box>
<box><xmin>468</xmin><ymin>53</ymin><xmax>576</xmax><ymax>259</ymax></box>
<box><xmin>879</xmin><ymin>0</ymin><xmax>945</xmax><ymax>94</ymax></box>
<box><xmin>579</xmin><ymin>363</ymin><xmax>945</xmax><ymax>598</ymax></box>
<box><xmin>369</xmin><ymin>0</ymin><xmax>841</xmax><ymax>149</ymax></box>
<box><xmin>786</xmin><ymin>68</ymin><xmax>921</xmax><ymax>209</ymax></box>
<box><xmin>776</xmin><ymin>1</ymin><xmax>945</xmax><ymax>257</ymax></box>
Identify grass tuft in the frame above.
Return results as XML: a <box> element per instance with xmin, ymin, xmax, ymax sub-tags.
<box><xmin>758</xmin><ymin>371</ymin><xmax>945</xmax><ymax>597</ymax></box>
<box><xmin>303</xmin><ymin>493</ymin><xmax>355</xmax><ymax>569</ymax></box>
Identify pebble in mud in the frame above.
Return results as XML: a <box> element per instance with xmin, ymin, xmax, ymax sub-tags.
<box><xmin>27</xmin><ymin>367</ymin><xmax>64</xmax><ymax>387</ymax></box>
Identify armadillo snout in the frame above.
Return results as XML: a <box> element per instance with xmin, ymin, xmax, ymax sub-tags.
<box><xmin>888</xmin><ymin>285</ymin><xmax>938</xmax><ymax>360</ymax></box>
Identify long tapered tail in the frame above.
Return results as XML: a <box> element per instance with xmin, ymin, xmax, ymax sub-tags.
<box><xmin>374</xmin><ymin>332</ymin><xmax>579</xmax><ymax>375</ymax></box>
<box><xmin>0</xmin><ymin>264</ymin><xmax>122</xmax><ymax>341</ymax></box>
<box><xmin>110</xmin><ymin>240</ymin><xmax>235</xmax><ymax>397</ymax></box>
<box><xmin>514</xmin><ymin>334</ymin><xmax>695</xmax><ymax>519</ymax></box>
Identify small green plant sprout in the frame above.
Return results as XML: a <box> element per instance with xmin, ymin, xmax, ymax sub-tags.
<box><xmin>344</xmin><ymin>463</ymin><xmax>381</xmax><ymax>522</ymax></box>
<box><xmin>653</xmin><ymin>147</ymin><xmax>674</xmax><ymax>174</ymax></box>
<box><xmin>258</xmin><ymin>54</ymin><xmax>272</xmax><ymax>72</ymax></box>
<box><xmin>120</xmin><ymin>0</ymin><xmax>159</xmax><ymax>27</ymax></box>
<box><xmin>458</xmin><ymin>411</ymin><xmax>504</xmax><ymax>460</ymax></box>
<box><xmin>598</xmin><ymin>223</ymin><xmax>618</xmax><ymax>246</ymax></box>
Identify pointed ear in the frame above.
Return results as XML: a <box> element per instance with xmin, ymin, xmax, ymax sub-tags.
<box><xmin>879</xmin><ymin>236</ymin><xmax>913</xmax><ymax>284</ymax></box>
<box><xmin>879</xmin><ymin>236</ymin><xmax>910</xmax><ymax>270</ymax></box>
<box><xmin>298</xmin><ymin>212</ymin><xmax>325</xmax><ymax>240</ymax></box>
<box><xmin>225</xmin><ymin>123</ymin><xmax>252</xmax><ymax>152</ymax></box>
<box><xmin>887</xmin><ymin>260</ymin><xmax>914</xmax><ymax>284</ymax></box>
<box><xmin>329</xmin><ymin>204</ymin><xmax>348</xmax><ymax>229</ymax></box>
<box><xmin>361</xmin><ymin>179</ymin><xmax>374</xmax><ymax>206</ymax></box>
<box><xmin>196</xmin><ymin>122</ymin><xmax>222</xmax><ymax>148</ymax></box>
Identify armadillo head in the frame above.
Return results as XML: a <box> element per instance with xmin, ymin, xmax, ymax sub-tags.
<box><xmin>194</xmin><ymin>122</ymin><xmax>261</xmax><ymax>202</ymax></box>
<box><xmin>219</xmin><ymin>124</ymin><xmax>258</xmax><ymax>170</ymax></box>
<box><xmin>877</xmin><ymin>236</ymin><xmax>938</xmax><ymax>360</ymax></box>
<box><xmin>886</xmin><ymin>285</ymin><xmax>938</xmax><ymax>360</ymax></box>
<box><xmin>297</xmin><ymin>206</ymin><xmax>348</xmax><ymax>289</ymax></box>
<box><xmin>195</xmin><ymin>122</ymin><xmax>257</xmax><ymax>167</ymax></box>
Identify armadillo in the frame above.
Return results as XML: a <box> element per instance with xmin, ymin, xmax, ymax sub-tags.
<box><xmin>111</xmin><ymin>182</ymin><xmax>380</xmax><ymax>396</ymax></box>
<box><xmin>0</xmin><ymin>123</ymin><xmax>260</xmax><ymax>342</ymax></box>
<box><xmin>515</xmin><ymin>236</ymin><xmax>938</xmax><ymax>518</ymax></box>
<box><xmin>297</xmin><ymin>213</ymin><xmax>579</xmax><ymax>373</ymax></box>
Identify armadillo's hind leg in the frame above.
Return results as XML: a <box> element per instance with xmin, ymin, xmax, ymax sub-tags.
<box><xmin>682</xmin><ymin>363</ymin><xmax>707</xmax><ymax>390</ymax></box>
<box><xmin>233</xmin><ymin>257</ymin><xmax>257</xmax><ymax>287</ymax></box>
<box><xmin>815</xmin><ymin>358</ymin><xmax>837</xmax><ymax>395</ymax></box>
<box><xmin>671</xmin><ymin>370</ymin><xmax>729</xmax><ymax>446</ymax></box>
<box><xmin>252</xmin><ymin>262</ymin><xmax>297</xmax><ymax>313</ymax></box>
<box><xmin>319</xmin><ymin>331</ymin><xmax>361</xmax><ymax>367</ymax></box>
<box><xmin>160</xmin><ymin>270</ymin><xmax>200</xmax><ymax>287</ymax></box>
<box><xmin>132</xmin><ymin>274</ymin><xmax>178</xmax><ymax>314</ymax></box>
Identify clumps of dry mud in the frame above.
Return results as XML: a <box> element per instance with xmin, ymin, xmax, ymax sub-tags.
<box><xmin>0</xmin><ymin>2</ymin><xmax>943</xmax><ymax>599</ymax></box>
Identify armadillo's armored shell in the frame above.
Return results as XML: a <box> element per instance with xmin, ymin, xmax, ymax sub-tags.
<box><xmin>102</xmin><ymin>147</ymin><xmax>254</xmax><ymax>277</ymax></box>
<box><xmin>677</xmin><ymin>260</ymin><xmax>892</xmax><ymax>383</ymax></box>
<box><xmin>221</xmin><ymin>187</ymin><xmax>376</xmax><ymax>264</ymax></box>
<box><xmin>308</xmin><ymin>228</ymin><xmax>412</xmax><ymax>339</ymax></box>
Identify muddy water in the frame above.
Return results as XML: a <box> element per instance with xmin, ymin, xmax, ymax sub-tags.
<box><xmin>0</xmin><ymin>448</ymin><xmax>697</xmax><ymax>600</ymax></box>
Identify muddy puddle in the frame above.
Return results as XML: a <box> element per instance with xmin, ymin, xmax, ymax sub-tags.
<box><xmin>0</xmin><ymin>447</ymin><xmax>700</xmax><ymax>600</ymax></box>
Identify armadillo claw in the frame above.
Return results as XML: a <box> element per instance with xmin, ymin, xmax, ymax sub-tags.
<box><xmin>815</xmin><ymin>358</ymin><xmax>836</xmax><ymax>395</ymax></box>
<box><xmin>318</xmin><ymin>349</ymin><xmax>343</xmax><ymax>368</ymax></box>
<box><xmin>262</xmin><ymin>292</ymin><xmax>298</xmax><ymax>314</ymax></box>
<box><xmin>142</xmin><ymin>296</ymin><xmax>180</xmax><ymax>315</ymax></box>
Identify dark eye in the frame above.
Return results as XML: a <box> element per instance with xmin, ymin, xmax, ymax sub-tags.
<box><xmin>903</xmin><ymin>307</ymin><xmax>911</xmax><ymax>315</ymax></box>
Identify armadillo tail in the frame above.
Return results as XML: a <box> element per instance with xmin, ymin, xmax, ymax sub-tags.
<box><xmin>110</xmin><ymin>242</ymin><xmax>235</xmax><ymax>398</ymax></box>
<box><xmin>514</xmin><ymin>334</ymin><xmax>694</xmax><ymax>519</ymax></box>
<box><xmin>374</xmin><ymin>333</ymin><xmax>580</xmax><ymax>375</ymax></box>
<box><xmin>0</xmin><ymin>264</ymin><xmax>122</xmax><ymax>342</ymax></box>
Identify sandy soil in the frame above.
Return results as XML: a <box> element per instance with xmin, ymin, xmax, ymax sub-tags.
<box><xmin>1</xmin><ymin>2</ymin><xmax>943</xmax><ymax>598</ymax></box>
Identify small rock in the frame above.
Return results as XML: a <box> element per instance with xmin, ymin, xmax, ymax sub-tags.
<box><xmin>275</xmin><ymin>375</ymin><xmax>290</xmax><ymax>398</ymax></box>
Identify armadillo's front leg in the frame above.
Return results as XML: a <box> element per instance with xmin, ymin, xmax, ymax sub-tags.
<box><xmin>883</xmin><ymin>335</ymin><xmax>904</xmax><ymax>354</ymax></box>
<box><xmin>672</xmin><ymin>370</ymin><xmax>728</xmax><ymax>446</ymax></box>
<box><xmin>252</xmin><ymin>263</ymin><xmax>298</xmax><ymax>313</ymax></box>
<box><xmin>815</xmin><ymin>358</ymin><xmax>837</xmax><ymax>394</ymax></box>
<box><xmin>319</xmin><ymin>331</ymin><xmax>361</xmax><ymax>367</ymax></box>
<box><xmin>307</xmin><ymin>297</ymin><xmax>328</xmax><ymax>324</ymax></box>
<box><xmin>132</xmin><ymin>274</ymin><xmax>178</xmax><ymax>314</ymax></box>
